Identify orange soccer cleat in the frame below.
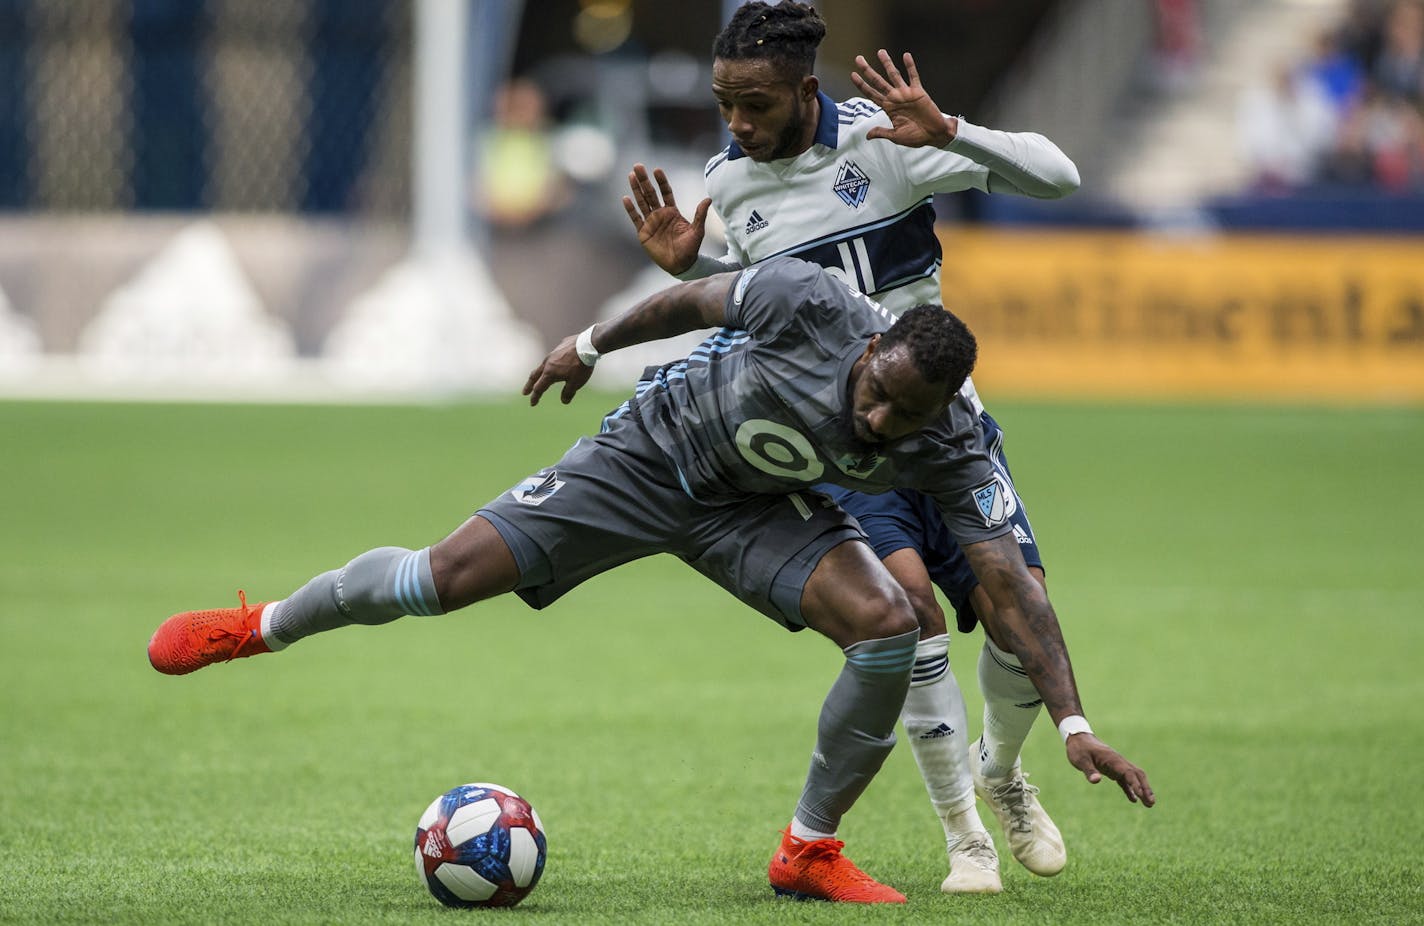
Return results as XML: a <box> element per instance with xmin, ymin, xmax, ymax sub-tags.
<box><xmin>767</xmin><ymin>828</ymin><xmax>906</xmax><ymax>904</ymax></box>
<box><xmin>147</xmin><ymin>590</ymin><xmax>273</xmax><ymax>675</ymax></box>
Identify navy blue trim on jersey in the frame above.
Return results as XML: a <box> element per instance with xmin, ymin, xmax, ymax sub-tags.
<box><xmin>837</xmin><ymin>99</ymin><xmax>881</xmax><ymax>122</ymax></box>
<box><xmin>726</xmin><ymin>90</ymin><xmax>840</xmax><ymax>162</ymax></box>
<box><xmin>705</xmin><ymin>149</ymin><xmax>730</xmax><ymax>177</ymax></box>
<box><xmin>756</xmin><ymin>199</ymin><xmax>943</xmax><ymax>297</ymax></box>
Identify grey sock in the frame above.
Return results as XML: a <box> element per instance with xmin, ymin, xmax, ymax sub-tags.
<box><xmin>794</xmin><ymin>627</ymin><xmax>919</xmax><ymax>833</ymax></box>
<box><xmin>266</xmin><ymin>546</ymin><xmax>442</xmax><ymax>646</ymax></box>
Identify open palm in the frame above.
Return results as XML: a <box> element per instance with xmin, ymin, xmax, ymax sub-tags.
<box><xmin>850</xmin><ymin>50</ymin><xmax>955</xmax><ymax>149</ymax></box>
<box><xmin>622</xmin><ymin>163</ymin><xmax>711</xmax><ymax>275</ymax></box>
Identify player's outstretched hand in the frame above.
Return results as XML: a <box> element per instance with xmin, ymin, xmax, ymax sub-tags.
<box><xmin>1065</xmin><ymin>732</ymin><xmax>1156</xmax><ymax>807</ymax></box>
<box><xmin>851</xmin><ymin>50</ymin><xmax>957</xmax><ymax>149</ymax></box>
<box><xmin>623</xmin><ymin>163</ymin><xmax>711</xmax><ymax>276</ymax></box>
<box><xmin>523</xmin><ymin>334</ymin><xmax>593</xmax><ymax>406</ymax></box>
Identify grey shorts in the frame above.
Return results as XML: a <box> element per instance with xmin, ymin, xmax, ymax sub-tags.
<box><xmin>477</xmin><ymin>412</ymin><xmax>866</xmax><ymax>630</ymax></box>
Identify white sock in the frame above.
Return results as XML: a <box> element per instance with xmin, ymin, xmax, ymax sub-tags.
<box><xmin>977</xmin><ymin>638</ymin><xmax>1043</xmax><ymax>780</ymax></box>
<box><xmin>257</xmin><ymin>600</ymin><xmax>291</xmax><ymax>651</ymax></box>
<box><xmin>790</xmin><ymin>817</ymin><xmax>836</xmax><ymax>841</ymax></box>
<box><xmin>901</xmin><ymin>634</ymin><xmax>983</xmax><ymax>839</ymax></box>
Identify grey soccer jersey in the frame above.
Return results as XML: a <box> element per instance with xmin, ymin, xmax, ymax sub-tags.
<box><xmin>629</xmin><ymin>257</ymin><xmax>1012</xmax><ymax>547</ymax></box>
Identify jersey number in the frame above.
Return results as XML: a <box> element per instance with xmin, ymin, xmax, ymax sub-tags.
<box><xmin>735</xmin><ymin>420</ymin><xmax>824</xmax><ymax>481</ymax></box>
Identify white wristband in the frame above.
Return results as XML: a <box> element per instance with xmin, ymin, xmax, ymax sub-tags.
<box><xmin>575</xmin><ymin>325</ymin><xmax>600</xmax><ymax>367</ymax></box>
<box><xmin>1057</xmin><ymin>715</ymin><xmax>1093</xmax><ymax>743</ymax></box>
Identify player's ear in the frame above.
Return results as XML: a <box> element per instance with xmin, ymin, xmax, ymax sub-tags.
<box><xmin>800</xmin><ymin>74</ymin><xmax>819</xmax><ymax>102</ymax></box>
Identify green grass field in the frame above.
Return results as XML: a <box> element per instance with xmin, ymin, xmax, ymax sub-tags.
<box><xmin>1</xmin><ymin>397</ymin><xmax>1421</xmax><ymax>924</ymax></box>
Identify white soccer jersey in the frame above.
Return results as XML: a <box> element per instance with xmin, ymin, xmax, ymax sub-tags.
<box><xmin>683</xmin><ymin>90</ymin><xmax>1079</xmax><ymax>413</ymax></box>
<box><xmin>692</xmin><ymin>91</ymin><xmax>1077</xmax><ymax>315</ymax></box>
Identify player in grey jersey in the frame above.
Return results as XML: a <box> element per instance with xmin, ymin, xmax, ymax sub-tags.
<box><xmin>622</xmin><ymin>1</ymin><xmax>1083</xmax><ymax>893</ymax></box>
<box><xmin>148</xmin><ymin>258</ymin><xmax>1153</xmax><ymax>904</ymax></box>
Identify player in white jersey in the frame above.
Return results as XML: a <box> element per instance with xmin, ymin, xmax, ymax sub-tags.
<box><xmin>622</xmin><ymin>1</ymin><xmax>1084</xmax><ymax>894</ymax></box>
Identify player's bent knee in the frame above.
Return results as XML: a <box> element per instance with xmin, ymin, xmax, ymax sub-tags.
<box><xmin>429</xmin><ymin>515</ymin><xmax>522</xmax><ymax>609</ymax></box>
<box><xmin>906</xmin><ymin>591</ymin><xmax>947</xmax><ymax>636</ymax></box>
<box><xmin>846</xmin><ymin>591</ymin><xmax>918</xmax><ymax>644</ymax></box>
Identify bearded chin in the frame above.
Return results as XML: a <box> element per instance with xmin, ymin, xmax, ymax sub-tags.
<box><xmin>769</xmin><ymin>107</ymin><xmax>806</xmax><ymax>160</ymax></box>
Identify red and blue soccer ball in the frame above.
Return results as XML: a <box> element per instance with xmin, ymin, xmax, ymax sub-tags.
<box><xmin>414</xmin><ymin>782</ymin><xmax>547</xmax><ymax>908</ymax></box>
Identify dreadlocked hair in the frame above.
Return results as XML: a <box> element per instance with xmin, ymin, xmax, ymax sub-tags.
<box><xmin>878</xmin><ymin>305</ymin><xmax>978</xmax><ymax>396</ymax></box>
<box><xmin>712</xmin><ymin>1</ymin><xmax>826</xmax><ymax>77</ymax></box>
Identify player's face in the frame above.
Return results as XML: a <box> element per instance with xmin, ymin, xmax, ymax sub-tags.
<box><xmin>847</xmin><ymin>340</ymin><xmax>952</xmax><ymax>446</ymax></box>
<box><xmin>712</xmin><ymin>58</ymin><xmax>817</xmax><ymax>162</ymax></box>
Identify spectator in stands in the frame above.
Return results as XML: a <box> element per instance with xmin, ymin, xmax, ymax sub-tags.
<box><xmin>476</xmin><ymin>79</ymin><xmax>572</xmax><ymax>230</ymax></box>
<box><xmin>1323</xmin><ymin>79</ymin><xmax>1424</xmax><ymax>190</ymax></box>
<box><xmin>1371</xmin><ymin>0</ymin><xmax>1424</xmax><ymax>103</ymax></box>
<box><xmin>1239</xmin><ymin>0</ymin><xmax>1424</xmax><ymax>193</ymax></box>
<box><xmin>1152</xmin><ymin>0</ymin><xmax>1203</xmax><ymax>92</ymax></box>
<box><xmin>1303</xmin><ymin>26</ymin><xmax>1366</xmax><ymax>114</ymax></box>
<box><xmin>1237</xmin><ymin>59</ymin><xmax>1339</xmax><ymax>192</ymax></box>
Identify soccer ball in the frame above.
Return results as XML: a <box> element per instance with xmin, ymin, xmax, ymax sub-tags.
<box><xmin>413</xmin><ymin>782</ymin><xmax>547</xmax><ymax>908</ymax></box>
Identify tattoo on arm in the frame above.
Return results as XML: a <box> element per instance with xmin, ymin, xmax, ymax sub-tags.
<box><xmin>595</xmin><ymin>274</ymin><xmax>734</xmax><ymax>353</ymax></box>
<box><xmin>969</xmin><ymin>535</ymin><xmax>1084</xmax><ymax>722</ymax></box>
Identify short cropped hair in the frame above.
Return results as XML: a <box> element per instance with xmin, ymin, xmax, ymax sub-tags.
<box><xmin>712</xmin><ymin>1</ymin><xmax>826</xmax><ymax>77</ymax></box>
<box><xmin>878</xmin><ymin>305</ymin><xmax>978</xmax><ymax>396</ymax></box>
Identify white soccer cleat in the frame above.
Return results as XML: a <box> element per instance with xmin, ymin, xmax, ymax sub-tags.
<box><xmin>940</xmin><ymin>831</ymin><xmax>1002</xmax><ymax>894</ymax></box>
<box><xmin>971</xmin><ymin>747</ymin><xmax>1067</xmax><ymax>877</ymax></box>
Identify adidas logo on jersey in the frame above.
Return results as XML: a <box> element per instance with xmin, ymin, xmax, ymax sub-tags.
<box><xmin>1013</xmin><ymin>524</ymin><xmax>1033</xmax><ymax>545</ymax></box>
<box><xmin>745</xmin><ymin>209</ymin><xmax>769</xmax><ymax>234</ymax></box>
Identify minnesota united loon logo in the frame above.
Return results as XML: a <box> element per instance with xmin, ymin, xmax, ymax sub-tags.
<box><xmin>514</xmin><ymin>470</ymin><xmax>564</xmax><ymax>506</ymax></box>
<box><xmin>833</xmin><ymin>449</ymin><xmax>885</xmax><ymax>479</ymax></box>
<box><xmin>832</xmin><ymin>160</ymin><xmax>870</xmax><ymax>208</ymax></box>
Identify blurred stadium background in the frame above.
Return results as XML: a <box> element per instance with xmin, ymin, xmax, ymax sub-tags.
<box><xmin>1</xmin><ymin>0</ymin><xmax>1421</xmax><ymax>403</ymax></box>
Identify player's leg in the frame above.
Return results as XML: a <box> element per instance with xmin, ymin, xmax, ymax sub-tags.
<box><xmin>972</xmin><ymin>568</ymin><xmax>1048</xmax><ymax>780</ymax></box>
<box><xmin>962</xmin><ymin>410</ymin><xmax>1066</xmax><ymax>876</ymax></box>
<box><xmin>967</xmin><ymin>568</ymin><xmax>1066</xmax><ymax>877</ymax></box>
<box><xmin>148</xmin><ymin>425</ymin><xmax>653</xmax><ymax>676</ymax></box>
<box><xmin>769</xmin><ymin>537</ymin><xmax>915</xmax><ymax>903</ymax></box>
<box><xmin>146</xmin><ymin>517</ymin><xmax>520</xmax><ymax>675</ymax></box>
<box><xmin>269</xmin><ymin>514</ymin><xmax>524</xmax><ymax>645</ymax></box>
<box><xmin>882</xmin><ymin>548</ymin><xmax>1001</xmax><ymax>894</ymax></box>
<box><xmin>818</xmin><ymin>485</ymin><xmax>996</xmax><ymax>890</ymax></box>
<box><xmin>690</xmin><ymin>496</ymin><xmax>911</xmax><ymax>903</ymax></box>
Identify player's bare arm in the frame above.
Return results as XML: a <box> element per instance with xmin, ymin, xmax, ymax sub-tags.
<box><xmin>622</xmin><ymin>163</ymin><xmax>713</xmax><ymax>275</ymax></box>
<box><xmin>964</xmin><ymin>533</ymin><xmax>1155</xmax><ymax>807</ymax></box>
<box><xmin>523</xmin><ymin>274</ymin><xmax>734</xmax><ymax>406</ymax></box>
<box><xmin>850</xmin><ymin>49</ymin><xmax>958</xmax><ymax>149</ymax></box>
<box><xmin>965</xmin><ymin>534</ymin><xmax>1080</xmax><ymax>720</ymax></box>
